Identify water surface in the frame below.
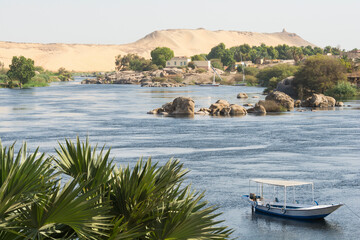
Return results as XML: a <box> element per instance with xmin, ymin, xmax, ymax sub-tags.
<box><xmin>0</xmin><ymin>77</ymin><xmax>359</xmax><ymax>239</ymax></box>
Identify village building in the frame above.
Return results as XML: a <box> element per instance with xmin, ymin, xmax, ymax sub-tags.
<box><xmin>234</xmin><ymin>61</ymin><xmax>253</xmax><ymax>68</ymax></box>
<box><xmin>166</xmin><ymin>57</ymin><xmax>191</xmax><ymax>68</ymax></box>
<box><xmin>348</xmin><ymin>71</ymin><xmax>360</xmax><ymax>87</ymax></box>
<box><xmin>192</xmin><ymin>60</ymin><xmax>211</xmax><ymax>70</ymax></box>
<box><xmin>340</xmin><ymin>50</ymin><xmax>360</xmax><ymax>61</ymax></box>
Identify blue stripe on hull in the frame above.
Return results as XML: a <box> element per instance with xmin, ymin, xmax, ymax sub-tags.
<box><xmin>255</xmin><ymin>207</ymin><xmax>329</xmax><ymax>220</ymax></box>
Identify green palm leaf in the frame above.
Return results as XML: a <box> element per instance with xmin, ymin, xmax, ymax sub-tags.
<box><xmin>54</xmin><ymin>137</ymin><xmax>114</xmax><ymax>191</ymax></box>
<box><xmin>0</xmin><ymin>140</ymin><xmax>57</xmax><ymax>226</ymax></box>
<box><xmin>13</xmin><ymin>179</ymin><xmax>112</xmax><ymax>239</ymax></box>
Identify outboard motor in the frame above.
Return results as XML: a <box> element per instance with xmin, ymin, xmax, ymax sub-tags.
<box><xmin>250</xmin><ymin>193</ymin><xmax>256</xmax><ymax>201</ymax></box>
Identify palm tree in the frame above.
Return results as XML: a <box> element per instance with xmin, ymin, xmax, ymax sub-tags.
<box><xmin>0</xmin><ymin>140</ymin><xmax>112</xmax><ymax>239</ymax></box>
<box><xmin>0</xmin><ymin>138</ymin><xmax>233</xmax><ymax>239</ymax></box>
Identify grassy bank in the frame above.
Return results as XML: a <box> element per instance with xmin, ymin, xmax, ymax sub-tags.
<box><xmin>0</xmin><ymin>67</ymin><xmax>73</xmax><ymax>88</ymax></box>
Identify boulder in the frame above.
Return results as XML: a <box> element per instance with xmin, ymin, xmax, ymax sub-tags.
<box><xmin>147</xmin><ymin>108</ymin><xmax>164</xmax><ymax>114</ymax></box>
<box><xmin>199</xmin><ymin>108</ymin><xmax>211</xmax><ymax>113</ymax></box>
<box><xmin>81</xmin><ymin>78</ymin><xmax>99</xmax><ymax>84</ymax></box>
<box><xmin>243</xmin><ymin>103</ymin><xmax>253</xmax><ymax>107</ymax></box>
<box><xmin>237</xmin><ymin>93</ymin><xmax>248</xmax><ymax>98</ymax></box>
<box><xmin>275</xmin><ymin>76</ymin><xmax>297</xmax><ymax>98</ymax></box>
<box><xmin>294</xmin><ymin>100</ymin><xmax>301</xmax><ymax>108</ymax></box>
<box><xmin>170</xmin><ymin>97</ymin><xmax>195</xmax><ymax>115</ymax></box>
<box><xmin>247</xmin><ymin>104</ymin><xmax>266</xmax><ymax>114</ymax></box>
<box><xmin>258</xmin><ymin>100</ymin><xmax>286</xmax><ymax>112</ymax></box>
<box><xmin>229</xmin><ymin>104</ymin><xmax>247</xmax><ymax>116</ymax></box>
<box><xmin>265</xmin><ymin>91</ymin><xmax>294</xmax><ymax>111</ymax></box>
<box><xmin>301</xmin><ymin>94</ymin><xmax>336</xmax><ymax>108</ymax></box>
<box><xmin>336</xmin><ymin>101</ymin><xmax>344</xmax><ymax>107</ymax></box>
<box><xmin>162</xmin><ymin>102</ymin><xmax>173</xmax><ymax>112</ymax></box>
<box><xmin>195</xmin><ymin>108</ymin><xmax>210</xmax><ymax>115</ymax></box>
<box><xmin>215</xmin><ymin>99</ymin><xmax>230</xmax><ymax>106</ymax></box>
<box><xmin>148</xmin><ymin>97</ymin><xmax>194</xmax><ymax>115</ymax></box>
<box><xmin>325</xmin><ymin>96</ymin><xmax>336</xmax><ymax>107</ymax></box>
<box><xmin>209</xmin><ymin>99</ymin><xmax>230</xmax><ymax>115</ymax></box>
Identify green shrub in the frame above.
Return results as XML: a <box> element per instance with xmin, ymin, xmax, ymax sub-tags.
<box><xmin>169</xmin><ymin>75</ymin><xmax>183</xmax><ymax>83</ymax></box>
<box><xmin>214</xmin><ymin>75</ymin><xmax>228</xmax><ymax>85</ymax></box>
<box><xmin>34</xmin><ymin>66</ymin><xmax>45</xmax><ymax>73</ymax></box>
<box><xmin>0</xmin><ymin>74</ymin><xmax>9</xmax><ymax>82</ymax></box>
<box><xmin>293</xmin><ymin>55</ymin><xmax>346</xmax><ymax>97</ymax></box>
<box><xmin>244</xmin><ymin>67</ymin><xmax>259</xmax><ymax>76</ymax></box>
<box><xmin>196</xmin><ymin>68</ymin><xmax>207</xmax><ymax>73</ymax></box>
<box><xmin>259</xmin><ymin>100</ymin><xmax>287</xmax><ymax>112</ymax></box>
<box><xmin>325</xmin><ymin>81</ymin><xmax>357</xmax><ymax>98</ymax></box>
<box><xmin>188</xmin><ymin>62</ymin><xmax>196</xmax><ymax>69</ymax></box>
<box><xmin>152</xmin><ymin>77</ymin><xmax>167</xmax><ymax>83</ymax></box>
<box><xmin>257</xmin><ymin>64</ymin><xmax>298</xmax><ymax>88</ymax></box>
<box><xmin>210</xmin><ymin>59</ymin><xmax>223</xmax><ymax>70</ymax></box>
<box><xmin>245</xmin><ymin>75</ymin><xmax>258</xmax><ymax>86</ymax></box>
<box><xmin>23</xmin><ymin>75</ymin><xmax>49</xmax><ymax>87</ymax></box>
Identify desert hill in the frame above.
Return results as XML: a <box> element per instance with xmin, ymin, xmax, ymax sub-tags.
<box><xmin>0</xmin><ymin>28</ymin><xmax>315</xmax><ymax>71</ymax></box>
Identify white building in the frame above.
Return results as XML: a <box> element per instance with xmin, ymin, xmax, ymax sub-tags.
<box><xmin>193</xmin><ymin>61</ymin><xmax>211</xmax><ymax>70</ymax></box>
<box><xmin>166</xmin><ymin>57</ymin><xmax>191</xmax><ymax>68</ymax></box>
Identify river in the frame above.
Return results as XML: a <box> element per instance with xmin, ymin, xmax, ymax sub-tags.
<box><xmin>0</xmin><ymin>77</ymin><xmax>359</xmax><ymax>239</ymax></box>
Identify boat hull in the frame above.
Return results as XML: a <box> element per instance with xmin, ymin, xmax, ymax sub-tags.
<box><xmin>254</xmin><ymin>204</ymin><xmax>342</xmax><ymax>220</ymax></box>
<box><xmin>242</xmin><ymin>195</ymin><xmax>342</xmax><ymax>220</ymax></box>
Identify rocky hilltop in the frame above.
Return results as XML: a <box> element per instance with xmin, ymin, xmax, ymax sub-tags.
<box><xmin>0</xmin><ymin>28</ymin><xmax>315</xmax><ymax>71</ymax></box>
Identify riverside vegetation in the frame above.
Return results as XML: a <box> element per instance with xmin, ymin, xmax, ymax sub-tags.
<box><xmin>0</xmin><ymin>137</ymin><xmax>232</xmax><ymax>239</ymax></box>
<box><xmin>112</xmin><ymin>43</ymin><xmax>359</xmax><ymax>98</ymax></box>
<box><xmin>0</xmin><ymin>57</ymin><xmax>73</xmax><ymax>88</ymax></box>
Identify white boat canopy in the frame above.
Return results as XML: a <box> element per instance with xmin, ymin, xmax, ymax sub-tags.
<box><xmin>251</xmin><ymin>179</ymin><xmax>313</xmax><ymax>187</ymax></box>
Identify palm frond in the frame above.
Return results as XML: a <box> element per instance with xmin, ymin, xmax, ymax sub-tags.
<box><xmin>12</xmin><ymin>179</ymin><xmax>112</xmax><ymax>239</ymax></box>
<box><xmin>0</xmin><ymin>139</ymin><xmax>57</xmax><ymax>223</ymax></box>
<box><xmin>54</xmin><ymin>136</ymin><xmax>114</xmax><ymax>192</ymax></box>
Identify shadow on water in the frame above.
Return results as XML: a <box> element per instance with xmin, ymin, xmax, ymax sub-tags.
<box><xmin>250</xmin><ymin>211</ymin><xmax>341</xmax><ymax>232</ymax></box>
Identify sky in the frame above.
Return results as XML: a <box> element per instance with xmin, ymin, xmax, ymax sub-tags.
<box><xmin>0</xmin><ymin>0</ymin><xmax>359</xmax><ymax>50</ymax></box>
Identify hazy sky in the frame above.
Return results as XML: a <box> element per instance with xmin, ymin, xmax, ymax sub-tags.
<box><xmin>0</xmin><ymin>0</ymin><xmax>359</xmax><ymax>50</ymax></box>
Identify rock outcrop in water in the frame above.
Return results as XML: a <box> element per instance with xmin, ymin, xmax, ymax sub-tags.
<box><xmin>237</xmin><ymin>93</ymin><xmax>248</xmax><ymax>98</ymax></box>
<box><xmin>247</xmin><ymin>104</ymin><xmax>267</xmax><ymax>114</ymax></box>
<box><xmin>265</xmin><ymin>91</ymin><xmax>294</xmax><ymax>111</ymax></box>
<box><xmin>200</xmin><ymin>99</ymin><xmax>247</xmax><ymax>116</ymax></box>
<box><xmin>275</xmin><ymin>76</ymin><xmax>297</xmax><ymax>98</ymax></box>
<box><xmin>301</xmin><ymin>93</ymin><xmax>336</xmax><ymax>108</ymax></box>
<box><xmin>147</xmin><ymin>97</ymin><xmax>195</xmax><ymax>115</ymax></box>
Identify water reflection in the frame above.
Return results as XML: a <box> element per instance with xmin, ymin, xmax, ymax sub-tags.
<box><xmin>246</xmin><ymin>211</ymin><xmax>343</xmax><ymax>238</ymax></box>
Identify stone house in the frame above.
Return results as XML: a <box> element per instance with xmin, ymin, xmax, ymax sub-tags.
<box><xmin>166</xmin><ymin>57</ymin><xmax>191</xmax><ymax>68</ymax></box>
<box><xmin>192</xmin><ymin>60</ymin><xmax>211</xmax><ymax>70</ymax></box>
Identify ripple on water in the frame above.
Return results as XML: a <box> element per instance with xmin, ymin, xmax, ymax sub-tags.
<box><xmin>0</xmin><ymin>79</ymin><xmax>360</xmax><ymax>239</ymax></box>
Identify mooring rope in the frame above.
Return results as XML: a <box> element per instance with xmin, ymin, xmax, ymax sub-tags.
<box><xmin>344</xmin><ymin>203</ymin><xmax>360</xmax><ymax>220</ymax></box>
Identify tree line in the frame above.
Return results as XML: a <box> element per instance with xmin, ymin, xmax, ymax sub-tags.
<box><xmin>115</xmin><ymin>43</ymin><xmax>344</xmax><ymax>71</ymax></box>
<box><xmin>0</xmin><ymin>56</ymin><xmax>73</xmax><ymax>88</ymax></box>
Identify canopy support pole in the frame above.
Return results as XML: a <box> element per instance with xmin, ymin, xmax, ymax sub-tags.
<box><xmin>293</xmin><ymin>187</ymin><xmax>295</xmax><ymax>203</ymax></box>
<box><xmin>284</xmin><ymin>186</ymin><xmax>287</xmax><ymax>209</ymax></box>
<box><xmin>312</xmin><ymin>183</ymin><xmax>314</xmax><ymax>204</ymax></box>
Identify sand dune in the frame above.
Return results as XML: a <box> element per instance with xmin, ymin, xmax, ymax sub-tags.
<box><xmin>0</xmin><ymin>29</ymin><xmax>315</xmax><ymax>71</ymax></box>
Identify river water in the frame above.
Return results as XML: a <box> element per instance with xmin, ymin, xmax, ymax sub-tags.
<box><xmin>0</xmin><ymin>77</ymin><xmax>359</xmax><ymax>239</ymax></box>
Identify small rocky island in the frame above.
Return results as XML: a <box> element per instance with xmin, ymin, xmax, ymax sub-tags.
<box><xmin>81</xmin><ymin>68</ymin><xmax>218</xmax><ymax>87</ymax></box>
<box><xmin>148</xmin><ymin>91</ymin><xmax>344</xmax><ymax>117</ymax></box>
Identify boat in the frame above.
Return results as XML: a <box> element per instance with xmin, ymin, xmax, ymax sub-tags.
<box><xmin>242</xmin><ymin>179</ymin><xmax>343</xmax><ymax>220</ymax></box>
<box><xmin>200</xmin><ymin>58</ymin><xmax>220</xmax><ymax>87</ymax></box>
<box><xmin>234</xmin><ymin>55</ymin><xmax>247</xmax><ymax>86</ymax></box>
